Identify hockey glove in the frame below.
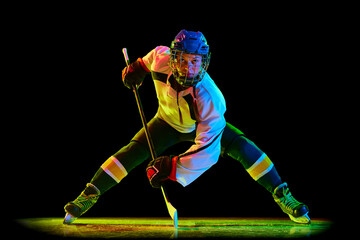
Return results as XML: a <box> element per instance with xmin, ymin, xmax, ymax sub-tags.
<box><xmin>122</xmin><ymin>58</ymin><xmax>149</xmax><ymax>89</ymax></box>
<box><xmin>146</xmin><ymin>155</ymin><xmax>178</xmax><ymax>188</ymax></box>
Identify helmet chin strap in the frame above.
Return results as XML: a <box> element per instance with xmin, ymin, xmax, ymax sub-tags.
<box><xmin>178</xmin><ymin>73</ymin><xmax>197</xmax><ymax>87</ymax></box>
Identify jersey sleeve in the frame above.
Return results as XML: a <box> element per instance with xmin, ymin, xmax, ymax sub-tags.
<box><xmin>141</xmin><ymin>46</ymin><xmax>170</xmax><ymax>73</ymax></box>
<box><xmin>175</xmin><ymin>83</ymin><xmax>226</xmax><ymax>187</ymax></box>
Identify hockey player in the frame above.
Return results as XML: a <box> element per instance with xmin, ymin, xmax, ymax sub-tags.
<box><xmin>64</xmin><ymin>30</ymin><xmax>310</xmax><ymax>224</ymax></box>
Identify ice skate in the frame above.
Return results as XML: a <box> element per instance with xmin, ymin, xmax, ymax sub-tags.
<box><xmin>273</xmin><ymin>183</ymin><xmax>310</xmax><ymax>224</ymax></box>
<box><xmin>63</xmin><ymin>183</ymin><xmax>100</xmax><ymax>224</ymax></box>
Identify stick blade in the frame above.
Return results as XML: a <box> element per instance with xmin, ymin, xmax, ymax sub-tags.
<box><xmin>173</xmin><ymin>209</ymin><xmax>178</xmax><ymax>229</ymax></box>
<box><xmin>166</xmin><ymin>201</ymin><xmax>178</xmax><ymax>228</ymax></box>
<box><xmin>161</xmin><ymin>186</ymin><xmax>178</xmax><ymax>229</ymax></box>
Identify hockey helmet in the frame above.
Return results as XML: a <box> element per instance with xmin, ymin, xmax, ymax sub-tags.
<box><xmin>169</xmin><ymin>29</ymin><xmax>211</xmax><ymax>87</ymax></box>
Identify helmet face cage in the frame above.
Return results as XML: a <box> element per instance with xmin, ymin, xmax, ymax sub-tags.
<box><xmin>169</xmin><ymin>30</ymin><xmax>211</xmax><ymax>87</ymax></box>
<box><xmin>169</xmin><ymin>50</ymin><xmax>211</xmax><ymax>87</ymax></box>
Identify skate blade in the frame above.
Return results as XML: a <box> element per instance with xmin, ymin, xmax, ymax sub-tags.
<box><xmin>289</xmin><ymin>213</ymin><xmax>311</xmax><ymax>224</ymax></box>
<box><xmin>63</xmin><ymin>213</ymin><xmax>77</xmax><ymax>224</ymax></box>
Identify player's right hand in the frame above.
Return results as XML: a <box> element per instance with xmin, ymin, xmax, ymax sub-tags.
<box><xmin>122</xmin><ymin>58</ymin><xmax>149</xmax><ymax>89</ymax></box>
<box><xmin>146</xmin><ymin>156</ymin><xmax>178</xmax><ymax>188</ymax></box>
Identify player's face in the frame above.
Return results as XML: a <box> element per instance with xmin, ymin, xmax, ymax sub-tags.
<box><xmin>174</xmin><ymin>53</ymin><xmax>202</xmax><ymax>79</ymax></box>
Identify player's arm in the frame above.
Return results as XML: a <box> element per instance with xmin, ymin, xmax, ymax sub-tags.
<box><xmin>122</xmin><ymin>46</ymin><xmax>170</xmax><ymax>89</ymax></box>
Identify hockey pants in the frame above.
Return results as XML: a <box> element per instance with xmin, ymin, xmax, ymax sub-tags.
<box><xmin>91</xmin><ymin>117</ymin><xmax>282</xmax><ymax>194</ymax></box>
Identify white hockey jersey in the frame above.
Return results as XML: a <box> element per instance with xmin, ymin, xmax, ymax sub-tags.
<box><xmin>142</xmin><ymin>46</ymin><xmax>226</xmax><ymax>186</ymax></box>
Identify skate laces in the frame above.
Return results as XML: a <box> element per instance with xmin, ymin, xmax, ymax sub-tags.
<box><xmin>280</xmin><ymin>187</ymin><xmax>301</xmax><ymax>211</ymax></box>
<box><xmin>72</xmin><ymin>192</ymin><xmax>99</xmax><ymax>211</ymax></box>
<box><xmin>273</xmin><ymin>183</ymin><xmax>310</xmax><ymax>223</ymax></box>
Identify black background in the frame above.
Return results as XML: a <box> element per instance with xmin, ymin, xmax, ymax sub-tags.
<box><xmin>8</xmin><ymin>5</ymin><xmax>341</xmax><ymax>235</ymax></box>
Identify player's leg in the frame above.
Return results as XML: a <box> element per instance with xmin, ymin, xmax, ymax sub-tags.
<box><xmin>88</xmin><ymin>117</ymin><xmax>185</xmax><ymax>194</ymax></box>
<box><xmin>221</xmin><ymin>123</ymin><xmax>282</xmax><ymax>192</ymax></box>
<box><xmin>221</xmin><ymin>122</ymin><xmax>310</xmax><ymax>224</ymax></box>
<box><xmin>64</xmin><ymin>117</ymin><xmax>184</xmax><ymax>223</ymax></box>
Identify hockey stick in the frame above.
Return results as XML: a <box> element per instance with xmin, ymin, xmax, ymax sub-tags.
<box><xmin>122</xmin><ymin>48</ymin><xmax>178</xmax><ymax>229</ymax></box>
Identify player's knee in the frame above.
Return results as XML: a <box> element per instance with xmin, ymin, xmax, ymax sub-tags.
<box><xmin>124</xmin><ymin>140</ymin><xmax>149</xmax><ymax>154</ymax></box>
<box><xmin>225</xmin><ymin>135</ymin><xmax>264</xmax><ymax>169</ymax></box>
<box><xmin>113</xmin><ymin>140</ymin><xmax>151</xmax><ymax>172</ymax></box>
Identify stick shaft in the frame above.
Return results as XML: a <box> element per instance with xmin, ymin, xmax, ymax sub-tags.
<box><xmin>122</xmin><ymin>48</ymin><xmax>177</xmax><ymax>228</ymax></box>
<box><xmin>132</xmin><ymin>86</ymin><xmax>157</xmax><ymax>160</ymax></box>
<box><xmin>122</xmin><ymin>48</ymin><xmax>130</xmax><ymax>66</ymax></box>
<box><xmin>122</xmin><ymin>48</ymin><xmax>156</xmax><ymax>159</ymax></box>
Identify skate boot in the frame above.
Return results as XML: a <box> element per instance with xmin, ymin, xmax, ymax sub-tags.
<box><xmin>63</xmin><ymin>183</ymin><xmax>100</xmax><ymax>224</ymax></box>
<box><xmin>273</xmin><ymin>183</ymin><xmax>311</xmax><ymax>224</ymax></box>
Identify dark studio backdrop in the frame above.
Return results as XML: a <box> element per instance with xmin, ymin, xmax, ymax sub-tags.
<box><xmin>10</xmin><ymin>7</ymin><xmax>339</xmax><ymax>232</ymax></box>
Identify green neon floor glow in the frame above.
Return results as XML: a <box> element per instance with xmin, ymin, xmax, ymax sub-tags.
<box><xmin>16</xmin><ymin>217</ymin><xmax>332</xmax><ymax>238</ymax></box>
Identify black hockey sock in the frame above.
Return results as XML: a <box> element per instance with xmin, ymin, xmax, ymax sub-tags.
<box><xmin>245</xmin><ymin>153</ymin><xmax>282</xmax><ymax>193</ymax></box>
<box><xmin>90</xmin><ymin>168</ymin><xmax>118</xmax><ymax>195</ymax></box>
<box><xmin>83</xmin><ymin>183</ymin><xmax>100</xmax><ymax>196</ymax></box>
<box><xmin>221</xmin><ymin>125</ymin><xmax>283</xmax><ymax>193</ymax></box>
<box><xmin>256</xmin><ymin>167</ymin><xmax>282</xmax><ymax>193</ymax></box>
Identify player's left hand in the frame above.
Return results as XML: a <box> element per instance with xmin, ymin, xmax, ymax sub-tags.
<box><xmin>122</xmin><ymin>58</ymin><xmax>148</xmax><ymax>89</ymax></box>
<box><xmin>146</xmin><ymin>156</ymin><xmax>178</xmax><ymax>188</ymax></box>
